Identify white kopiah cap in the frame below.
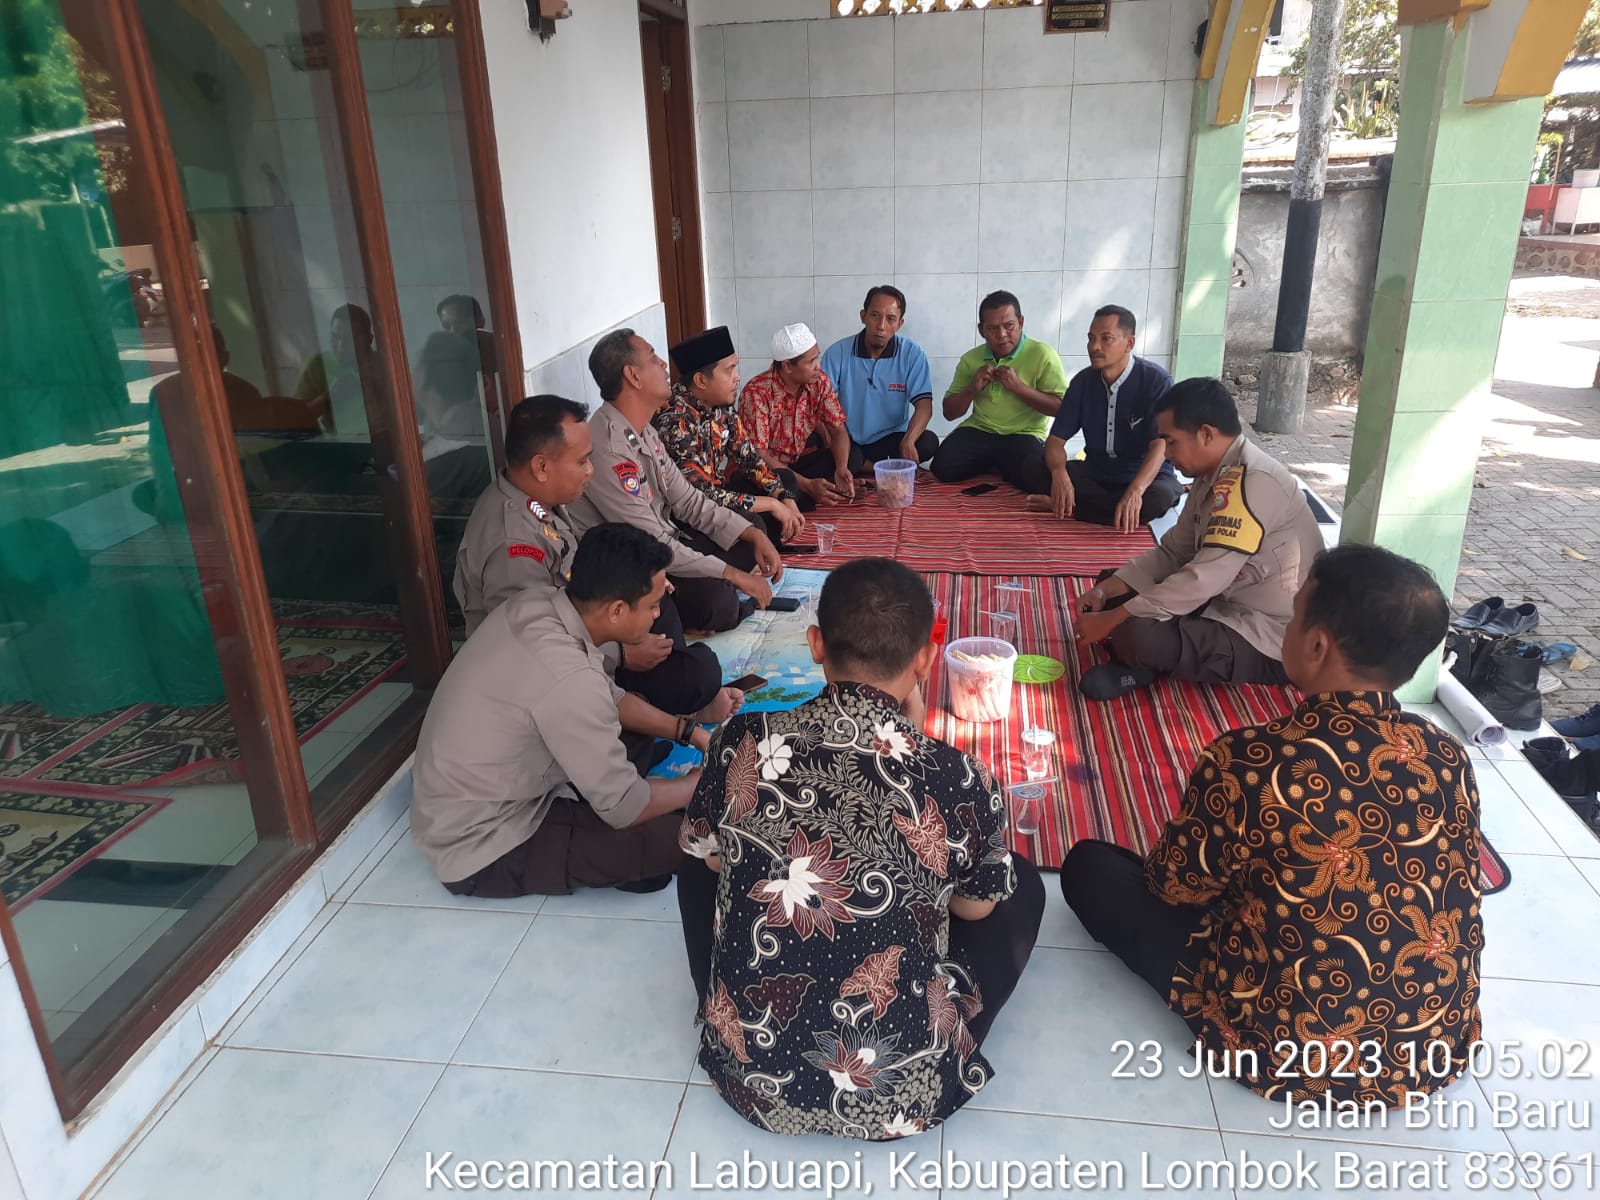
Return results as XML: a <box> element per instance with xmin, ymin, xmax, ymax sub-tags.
<box><xmin>771</xmin><ymin>322</ymin><xmax>818</xmax><ymax>361</ymax></box>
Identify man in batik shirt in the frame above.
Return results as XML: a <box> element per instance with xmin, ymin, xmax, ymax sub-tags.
<box><xmin>656</xmin><ymin>326</ymin><xmax>805</xmax><ymax>546</ymax></box>
<box><xmin>677</xmin><ymin>558</ymin><xmax>1045</xmax><ymax>1139</ymax></box>
<box><xmin>1063</xmin><ymin>544</ymin><xmax>1484</xmax><ymax>1107</ymax></box>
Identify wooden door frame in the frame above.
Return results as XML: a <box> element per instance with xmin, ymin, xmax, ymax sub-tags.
<box><xmin>639</xmin><ymin>2</ymin><xmax>707</xmax><ymax>349</ymax></box>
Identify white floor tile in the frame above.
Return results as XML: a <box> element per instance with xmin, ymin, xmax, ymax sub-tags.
<box><xmin>327</xmin><ymin>810</ymin><xmax>408</xmax><ymax>903</ymax></box>
<box><xmin>454</xmin><ymin>914</ymin><xmax>697</xmax><ymax>1082</ymax></box>
<box><xmin>351</xmin><ymin>833</ymin><xmax>544</xmax><ymax>914</ymax></box>
<box><xmin>1035</xmin><ymin>874</ymin><xmax>1106</xmax><ymax>951</ymax></box>
<box><xmin>91</xmin><ymin>1049</ymin><xmax>440</xmax><ymax>1200</ymax></box>
<box><xmin>202</xmin><ymin>881</ymin><xmax>333</xmax><ymax>1043</ymax></box>
<box><xmin>538</xmin><ymin>876</ymin><xmax>682</xmax><ymax>922</ymax></box>
<box><xmin>9</xmin><ymin>900</ymin><xmax>173</xmax><ymax>1012</ymax></box>
<box><xmin>1475</xmin><ymin>767</ymin><xmax>1564</xmax><ymax>856</ymax></box>
<box><xmin>1576</xmin><ymin>856</ymin><xmax>1600</xmax><ymax>897</ymax></box>
<box><xmin>1480</xmin><ymin>853</ymin><xmax>1600</xmax><ymax>985</ymax></box>
<box><xmin>1220</xmin><ymin>1130</ymin><xmax>1539</xmax><ymax>1199</ymax></box>
<box><xmin>230</xmin><ymin>903</ymin><xmax>532</xmax><ymax>1060</ymax></box>
<box><xmin>368</xmin><ymin>1067</ymin><xmax>684</xmax><ymax>1200</ymax></box>
<box><xmin>941</xmin><ymin>1107</ymin><xmax>1231</xmax><ymax>1197</ymax></box>
<box><xmin>1477</xmin><ymin>976</ymin><xmax>1600</xmax><ymax>1160</ymax></box>
<box><xmin>1206</xmin><ymin>1069</ymin><xmax>1515</xmax><ymax>1155</ymax></box>
<box><xmin>103</xmin><ymin>783</ymin><xmax>257</xmax><ymax>864</ymax></box>
<box><xmin>968</xmin><ymin>948</ymin><xmax>1218</xmax><ymax>1128</ymax></box>
<box><xmin>653</xmin><ymin>1083</ymin><xmax>927</xmax><ymax>1199</ymax></box>
<box><xmin>1495</xmin><ymin>759</ymin><xmax>1600</xmax><ymax>858</ymax></box>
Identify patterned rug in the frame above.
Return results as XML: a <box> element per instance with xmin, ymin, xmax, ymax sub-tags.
<box><xmin>0</xmin><ymin>787</ymin><xmax>167</xmax><ymax>907</ymax></box>
<box><xmin>800</xmin><ymin>471</ymin><xmax>1156</xmax><ymax>576</ymax></box>
<box><xmin>0</xmin><ymin>599</ymin><xmax>407</xmax><ymax>791</ymax></box>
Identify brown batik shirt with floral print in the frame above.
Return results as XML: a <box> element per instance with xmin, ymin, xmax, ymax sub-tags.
<box><xmin>680</xmin><ymin>682</ymin><xmax>1016</xmax><ymax>1140</ymax></box>
<box><xmin>652</xmin><ymin>383</ymin><xmax>788</xmax><ymax>514</ymax></box>
<box><xmin>1146</xmin><ymin>691</ymin><xmax>1485</xmax><ymax>1105</ymax></box>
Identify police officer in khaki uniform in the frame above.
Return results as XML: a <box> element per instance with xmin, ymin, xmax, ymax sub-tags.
<box><xmin>453</xmin><ymin>395</ymin><xmax>720</xmax><ymax>715</ymax></box>
<box><xmin>1072</xmin><ymin>377</ymin><xmax>1326</xmax><ymax>700</ymax></box>
<box><xmin>414</xmin><ymin>524</ymin><xmax>736</xmax><ymax>898</ymax></box>
<box><xmin>568</xmin><ymin>328</ymin><xmax>783</xmax><ymax>633</ymax></box>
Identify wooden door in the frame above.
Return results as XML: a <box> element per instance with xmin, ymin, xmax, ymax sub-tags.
<box><xmin>639</xmin><ymin>7</ymin><xmax>706</xmax><ymax>350</ymax></box>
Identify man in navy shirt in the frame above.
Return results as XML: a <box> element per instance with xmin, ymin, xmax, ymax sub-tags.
<box><xmin>819</xmin><ymin>285</ymin><xmax>940</xmax><ymax>468</ymax></box>
<box><xmin>1021</xmin><ymin>306</ymin><xmax>1183</xmax><ymax>530</ymax></box>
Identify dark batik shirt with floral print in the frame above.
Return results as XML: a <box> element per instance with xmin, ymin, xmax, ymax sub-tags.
<box><xmin>1146</xmin><ymin>691</ymin><xmax>1485</xmax><ymax>1105</ymax></box>
<box><xmin>680</xmin><ymin>682</ymin><xmax>1016</xmax><ymax>1140</ymax></box>
<box><xmin>652</xmin><ymin>383</ymin><xmax>787</xmax><ymax>514</ymax></box>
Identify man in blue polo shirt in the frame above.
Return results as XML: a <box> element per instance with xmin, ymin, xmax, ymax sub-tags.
<box><xmin>819</xmin><ymin>284</ymin><xmax>940</xmax><ymax>468</ymax></box>
<box><xmin>1021</xmin><ymin>305</ymin><xmax>1183</xmax><ymax>530</ymax></box>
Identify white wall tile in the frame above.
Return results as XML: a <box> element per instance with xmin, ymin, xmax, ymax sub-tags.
<box><xmin>979</xmin><ymin>271</ymin><xmax>1065</xmax><ymax>352</ymax></box>
<box><xmin>1060</xmin><ymin>268</ymin><xmax>1151</xmax><ymax>352</ymax></box>
<box><xmin>524</xmin><ymin>344</ymin><xmax>587</xmax><ymax>403</ymax></box>
<box><xmin>701</xmin><ymin>191</ymin><xmax>735</xmax><ymax>279</ymax></box>
<box><xmin>0</xmin><ymin>1132</ymin><xmax>22</xmax><ymax>1200</ymax></box>
<box><xmin>727</xmin><ymin>100</ymin><xmax>812</xmax><ymax>191</ymax></box>
<box><xmin>895</xmin><ymin>91</ymin><xmax>983</xmax><ymax>186</ymax></box>
<box><xmin>1068</xmin><ymin>82</ymin><xmax>1165</xmax><ymax>180</ymax></box>
<box><xmin>808</xmin><ymin>13</ymin><xmax>893</xmax><ymax>97</ymax></box>
<box><xmin>692</xmin><ymin>24</ymin><xmax>726</xmax><ymax>103</ymax></box>
<box><xmin>813</xmin><ymin>188</ymin><xmax>895</xmax><ymax>276</ymax></box>
<box><xmin>1063</xmin><ymin>177</ymin><xmax>1157</xmax><ymax>270</ymax></box>
<box><xmin>813</xmin><ymin>274</ymin><xmax>882</xmax><ymax>349</ymax></box>
<box><xmin>896</xmin><ymin>272</ymin><xmax>980</xmax><ymax>360</ymax></box>
<box><xmin>733</xmin><ymin>190</ymin><xmax>813</xmax><ymax>278</ymax></box>
<box><xmin>1144</xmin><ymin>353</ymin><xmax>1171</xmax><ymax>374</ymax></box>
<box><xmin>696</xmin><ymin>102</ymin><xmax>731</xmax><ymax>193</ymax></box>
<box><xmin>723</xmin><ymin>21</ymin><xmax>810</xmax><ymax>101</ymax></box>
<box><xmin>895</xmin><ymin>184</ymin><xmax>980</xmax><ymax>275</ymax></box>
<box><xmin>1151</xmin><ymin>175</ymin><xmax>1185</xmax><ymax>269</ymax></box>
<box><xmin>980</xmin><ymin>86</ymin><xmax>1072</xmax><ymax>183</ymax></box>
<box><xmin>894</xmin><ymin>10</ymin><xmax>984</xmax><ymax>93</ymax></box>
<box><xmin>1143</xmin><ymin>267</ymin><xmax>1179</xmax><ymax>355</ymax></box>
<box><xmin>1072</xmin><ymin>0</ymin><xmax>1174</xmax><ymax>85</ymax></box>
<box><xmin>810</xmin><ymin>96</ymin><xmax>896</xmax><ymax>189</ymax></box>
<box><xmin>735</xmin><ymin>277</ymin><xmax>815</xmax><ymax>362</ymax></box>
<box><xmin>706</xmin><ymin>278</ymin><xmax>738</xmax><ymax>342</ymax></box>
<box><xmin>1168</xmin><ymin>0</ymin><xmax>1207</xmax><ymax>81</ymax></box>
<box><xmin>979</xmin><ymin>182</ymin><xmax>1067</xmax><ymax>273</ymax></box>
<box><xmin>983</xmin><ymin>6</ymin><xmax>1075</xmax><ymax>90</ymax></box>
<box><xmin>1159</xmin><ymin>78</ymin><xmax>1194</xmax><ymax>177</ymax></box>
<box><xmin>926</xmin><ymin>356</ymin><xmax>964</xmax><ymax>435</ymax></box>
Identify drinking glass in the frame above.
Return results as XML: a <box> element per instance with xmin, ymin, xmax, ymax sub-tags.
<box><xmin>1006</xmin><ymin>782</ymin><xmax>1045</xmax><ymax>837</ymax></box>
<box><xmin>1021</xmin><ymin>728</ymin><xmax>1056</xmax><ymax>781</ymax></box>
<box><xmin>815</xmin><ymin>523</ymin><xmax>838</xmax><ymax>554</ymax></box>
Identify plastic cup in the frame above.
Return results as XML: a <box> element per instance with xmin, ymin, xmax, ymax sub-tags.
<box><xmin>944</xmin><ymin>636</ymin><xmax>1017</xmax><ymax>723</ymax></box>
<box><xmin>815</xmin><ymin>522</ymin><xmax>837</xmax><ymax>554</ymax></box>
<box><xmin>1021</xmin><ymin>728</ymin><xmax>1056</xmax><ymax>781</ymax></box>
<box><xmin>874</xmin><ymin>459</ymin><xmax>917</xmax><ymax>509</ymax></box>
<box><xmin>1007</xmin><ymin>781</ymin><xmax>1046</xmax><ymax>837</ymax></box>
<box><xmin>994</xmin><ymin>581</ymin><xmax>1026</xmax><ymax>615</ymax></box>
<box><xmin>986</xmin><ymin>611</ymin><xmax>1018</xmax><ymax>645</ymax></box>
<box><xmin>930</xmin><ymin>599</ymin><xmax>948</xmax><ymax>645</ymax></box>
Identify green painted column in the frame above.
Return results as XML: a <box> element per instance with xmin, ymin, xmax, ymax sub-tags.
<box><xmin>1172</xmin><ymin>78</ymin><xmax>1247</xmax><ymax>381</ymax></box>
<box><xmin>1341</xmin><ymin>19</ymin><xmax>1543</xmax><ymax>701</ymax></box>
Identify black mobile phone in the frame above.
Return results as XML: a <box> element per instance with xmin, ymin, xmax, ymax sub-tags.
<box><xmin>767</xmin><ymin>596</ymin><xmax>803</xmax><ymax>613</ymax></box>
<box><xmin>726</xmin><ymin>673</ymin><xmax>768</xmax><ymax>693</ymax></box>
<box><xmin>961</xmin><ymin>482</ymin><xmax>999</xmax><ymax>497</ymax></box>
<box><xmin>784</xmin><ymin>544</ymin><xmax>819</xmax><ymax>555</ymax></box>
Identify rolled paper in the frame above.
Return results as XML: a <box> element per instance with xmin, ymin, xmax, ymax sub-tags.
<box><xmin>1436</xmin><ymin>659</ymin><xmax>1509</xmax><ymax>747</ymax></box>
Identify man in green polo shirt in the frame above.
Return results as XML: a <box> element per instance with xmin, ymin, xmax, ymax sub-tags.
<box><xmin>930</xmin><ymin>290</ymin><xmax>1068</xmax><ymax>490</ymax></box>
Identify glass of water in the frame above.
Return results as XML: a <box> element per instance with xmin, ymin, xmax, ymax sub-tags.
<box><xmin>1006</xmin><ymin>781</ymin><xmax>1046</xmax><ymax>837</ymax></box>
<box><xmin>1021</xmin><ymin>728</ymin><xmax>1056</xmax><ymax>781</ymax></box>
<box><xmin>815</xmin><ymin>522</ymin><xmax>838</xmax><ymax>554</ymax></box>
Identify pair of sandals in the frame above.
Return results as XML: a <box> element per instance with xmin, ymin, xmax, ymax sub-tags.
<box><xmin>1451</xmin><ymin>596</ymin><xmax>1540</xmax><ymax>638</ymax></box>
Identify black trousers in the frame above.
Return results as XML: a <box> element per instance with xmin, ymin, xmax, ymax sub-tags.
<box><xmin>1059</xmin><ymin>839</ymin><xmax>1205</xmax><ymax>1000</ymax></box>
<box><xmin>790</xmin><ymin>434</ymin><xmax>865</xmax><ymax>484</ymax></box>
<box><xmin>853</xmin><ymin>429</ymin><xmax>940</xmax><ymax>467</ymax></box>
<box><xmin>669</xmin><ymin>528</ymin><xmax>758</xmax><ymax>633</ymax></box>
<box><xmin>929</xmin><ymin>426</ymin><xmax>1045</xmax><ymax>491</ymax></box>
<box><xmin>614</xmin><ymin>591</ymin><xmax>722</xmax><ymax>716</ymax></box>
<box><xmin>731</xmin><ymin>470</ymin><xmax>801</xmax><ymax>542</ymax></box>
<box><xmin>1110</xmin><ymin>613</ymin><xmax>1291</xmax><ymax>686</ymax></box>
<box><xmin>1018</xmin><ymin>459</ymin><xmax>1185</xmax><ymax>527</ymax></box>
<box><xmin>677</xmin><ymin>853</ymin><xmax>1046</xmax><ymax>1046</ymax></box>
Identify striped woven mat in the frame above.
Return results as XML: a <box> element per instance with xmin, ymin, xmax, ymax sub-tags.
<box><xmin>800</xmin><ymin>472</ymin><xmax>1156</xmax><ymax>576</ymax></box>
<box><xmin>923</xmin><ymin>573</ymin><xmax>1509</xmax><ymax>892</ymax></box>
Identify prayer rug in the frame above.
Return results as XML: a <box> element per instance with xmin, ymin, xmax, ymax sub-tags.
<box><xmin>801</xmin><ymin>472</ymin><xmax>1155</xmax><ymax>576</ymax></box>
<box><xmin>0</xmin><ymin>787</ymin><xmax>167</xmax><ymax>908</ymax></box>
<box><xmin>0</xmin><ymin>599</ymin><xmax>407</xmax><ymax>791</ymax></box>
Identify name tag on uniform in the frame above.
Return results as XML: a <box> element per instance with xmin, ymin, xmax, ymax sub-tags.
<box><xmin>1200</xmin><ymin>466</ymin><xmax>1264</xmax><ymax>554</ymax></box>
<box><xmin>509</xmin><ymin>543</ymin><xmax>546</xmax><ymax>562</ymax></box>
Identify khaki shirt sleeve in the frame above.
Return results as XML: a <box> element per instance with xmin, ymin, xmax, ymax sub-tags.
<box><xmin>586</xmin><ymin>424</ymin><xmax>730</xmax><ymax>580</ymax></box>
<box><xmin>533</xmin><ymin>668</ymin><xmax>650</xmax><ymax>830</ymax></box>
<box><xmin>652</xmin><ymin>432</ymin><xmax>750</xmax><ymax>555</ymax></box>
<box><xmin>1116</xmin><ymin>487</ymin><xmax>1200</xmax><ymax>595</ymax></box>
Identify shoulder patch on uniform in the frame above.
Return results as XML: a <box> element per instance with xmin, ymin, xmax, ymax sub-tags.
<box><xmin>612</xmin><ymin>460</ymin><xmax>643</xmax><ymax>496</ymax></box>
<box><xmin>509</xmin><ymin>543</ymin><xmax>546</xmax><ymax>562</ymax></box>
<box><xmin>1200</xmin><ymin>465</ymin><xmax>1264</xmax><ymax>554</ymax></box>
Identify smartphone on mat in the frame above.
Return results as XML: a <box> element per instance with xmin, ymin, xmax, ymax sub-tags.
<box><xmin>961</xmin><ymin>482</ymin><xmax>999</xmax><ymax>497</ymax></box>
<box><xmin>783</xmin><ymin>544</ymin><xmax>819</xmax><ymax>555</ymax></box>
<box><xmin>726</xmin><ymin>674</ymin><xmax>768</xmax><ymax>693</ymax></box>
<box><xmin>767</xmin><ymin>596</ymin><xmax>803</xmax><ymax>613</ymax></box>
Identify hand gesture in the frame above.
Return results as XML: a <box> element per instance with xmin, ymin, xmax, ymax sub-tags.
<box><xmin>750</xmin><ymin>531</ymin><xmax>785</xmax><ymax>583</ymax></box>
<box><xmin>1074</xmin><ymin>608</ymin><xmax>1119</xmax><ymax>646</ymax></box>
<box><xmin>621</xmin><ymin>633</ymin><xmax>672</xmax><ymax>672</ymax></box>
<box><xmin>993</xmin><ymin>365</ymin><xmax>1023</xmax><ymax>394</ymax></box>
<box><xmin>1051</xmin><ymin>469</ymin><xmax>1076</xmax><ymax>520</ymax></box>
<box><xmin>1113</xmin><ymin>488</ymin><xmax>1145</xmax><ymax>533</ymax></box>
<box><xmin>973</xmin><ymin>363</ymin><xmax>997</xmax><ymax>390</ymax></box>
<box><xmin>1073</xmin><ymin>585</ymin><xmax>1107</xmax><ymax>616</ymax></box>
<box><xmin>730</xmin><ymin>568</ymin><xmax>773</xmax><ymax>608</ymax></box>
<box><xmin>832</xmin><ymin>465</ymin><xmax>857</xmax><ymax>502</ymax></box>
<box><xmin>778</xmin><ymin>499</ymin><xmax>806</xmax><ymax>542</ymax></box>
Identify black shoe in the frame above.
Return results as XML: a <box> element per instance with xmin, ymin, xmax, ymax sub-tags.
<box><xmin>616</xmin><ymin>875</ymin><xmax>672</xmax><ymax>894</ymax></box>
<box><xmin>1552</xmin><ymin>703</ymin><xmax>1600</xmax><ymax>739</ymax></box>
<box><xmin>1480</xmin><ymin>602</ymin><xmax>1539</xmax><ymax>637</ymax></box>
<box><xmin>1081</xmin><ymin>663</ymin><xmax>1155</xmax><ymax>701</ymax></box>
<box><xmin>1471</xmin><ymin>640</ymin><xmax>1543</xmax><ymax>731</ymax></box>
<box><xmin>1451</xmin><ymin>597</ymin><xmax>1503</xmax><ymax>630</ymax></box>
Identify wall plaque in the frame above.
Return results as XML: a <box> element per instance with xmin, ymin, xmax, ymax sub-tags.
<box><xmin>1045</xmin><ymin>1</ymin><xmax>1111</xmax><ymax>33</ymax></box>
